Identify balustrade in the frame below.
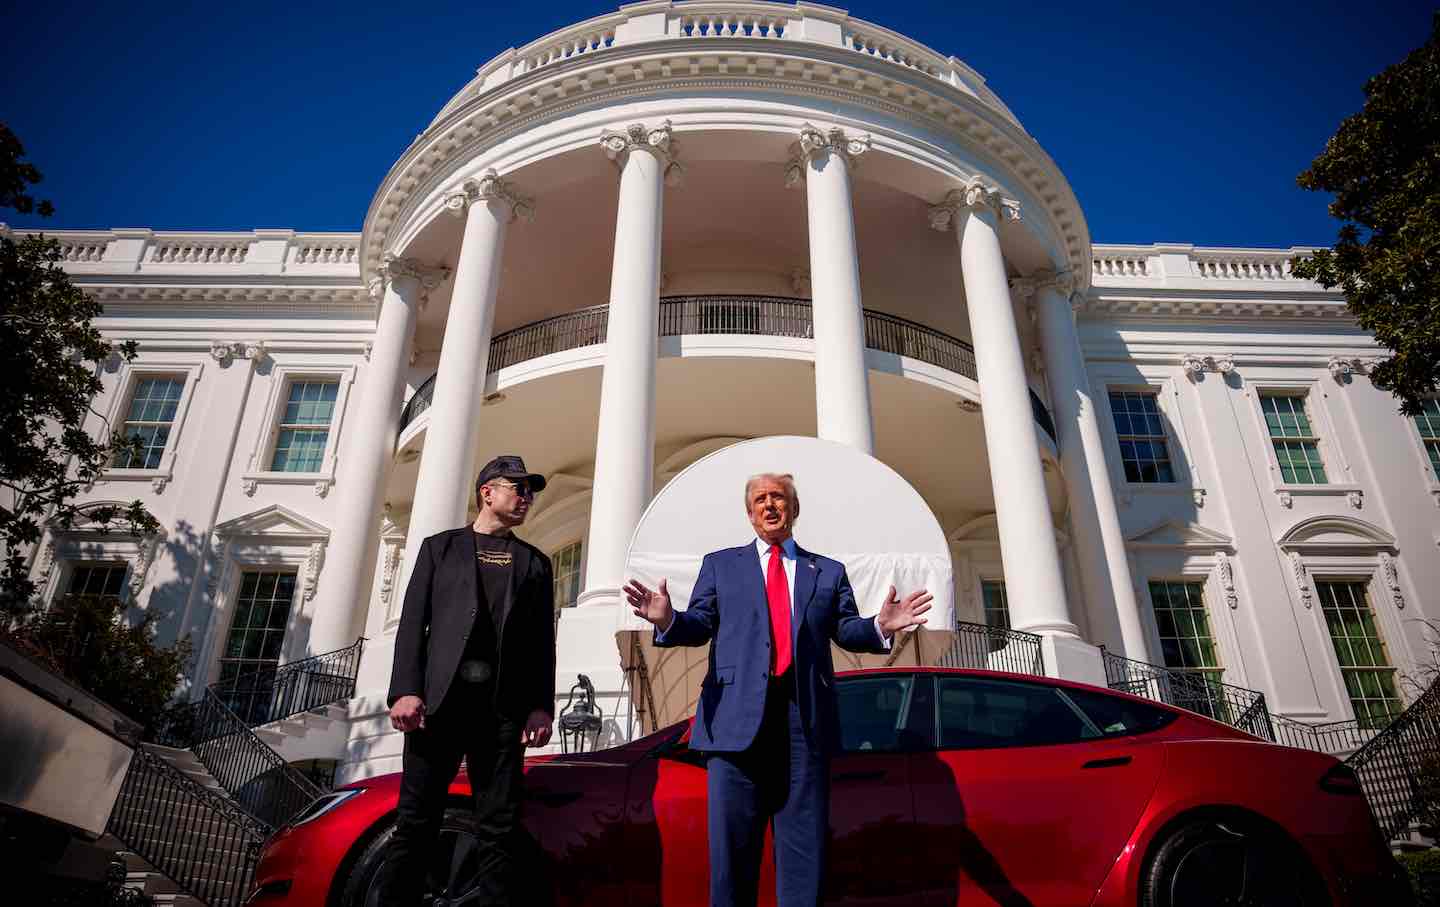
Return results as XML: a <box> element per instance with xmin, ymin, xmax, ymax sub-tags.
<box><xmin>1092</xmin><ymin>254</ymin><xmax>1149</xmax><ymax>278</ymax></box>
<box><xmin>148</xmin><ymin>237</ymin><xmax>249</xmax><ymax>264</ymax></box>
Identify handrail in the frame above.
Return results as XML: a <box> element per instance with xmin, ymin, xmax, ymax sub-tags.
<box><xmin>108</xmin><ymin>745</ymin><xmax>267</xmax><ymax>907</ymax></box>
<box><xmin>1342</xmin><ymin>677</ymin><xmax>1440</xmax><ymax>841</ymax></box>
<box><xmin>1100</xmin><ymin>649</ymin><xmax>1274</xmax><ymax>740</ymax></box>
<box><xmin>211</xmin><ymin>637</ymin><xmax>365</xmax><ymax>728</ymax></box>
<box><xmin>935</xmin><ymin>619</ymin><xmax>1044</xmax><ymax>677</ymax></box>
<box><xmin>1269</xmin><ymin>713</ymin><xmax>1376</xmax><ymax>754</ymax></box>
<box><xmin>400</xmin><ymin>296</ymin><xmax>991</xmax><ymax>432</ymax></box>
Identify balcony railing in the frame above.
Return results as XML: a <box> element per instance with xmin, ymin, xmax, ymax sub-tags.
<box><xmin>400</xmin><ymin>296</ymin><xmax>1056</xmax><ymax>438</ymax></box>
<box><xmin>1101</xmin><ymin>649</ymin><xmax>1275</xmax><ymax>741</ymax></box>
<box><xmin>211</xmin><ymin>638</ymin><xmax>365</xmax><ymax>728</ymax></box>
<box><xmin>934</xmin><ymin>619</ymin><xmax>1044</xmax><ymax>677</ymax></box>
<box><xmin>1270</xmin><ymin>714</ymin><xmax>1377</xmax><ymax>755</ymax></box>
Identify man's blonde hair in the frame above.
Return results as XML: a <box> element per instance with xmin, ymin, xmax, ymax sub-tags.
<box><xmin>743</xmin><ymin>473</ymin><xmax>799</xmax><ymax>518</ymax></box>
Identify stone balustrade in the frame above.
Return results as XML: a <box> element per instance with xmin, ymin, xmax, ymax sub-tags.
<box><xmin>443</xmin><ymin>2</ymin><xmax>1021</xmax><ymax>130</ymax></box>
<box><xmin>8</xmin><ymin>228</ymin><xmax>362</xmax><ymax>277</ymax></box>
<box><xmin>1091</xmin><ymin>243</ymin><xmax>1324</xmax><ymax>289</ymax></box>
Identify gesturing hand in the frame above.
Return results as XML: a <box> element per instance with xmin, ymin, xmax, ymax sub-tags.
<box><xmin>521</xmin><ymin>709</ymin><xmax>553</xmax><ymax>748</ymax></box>
<box><xmin>876</xmin><ymin>585</ymin><xmax>932</xmax><ymax>638</ymax></box>
<box><xmin>624</xmin><ymin>577</ymin><xmax>674</xmax><ymax>628</ymax></box>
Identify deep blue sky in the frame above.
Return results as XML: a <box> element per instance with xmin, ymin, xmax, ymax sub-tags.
<box><xmin>3</xmin><ymin>1</ymin><xmax>1430</xmax><ymax>247</ymax></box>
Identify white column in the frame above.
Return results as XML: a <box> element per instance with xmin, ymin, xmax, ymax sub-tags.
<box><xmin>1026</xmin><ymin>276</ymin><xmax>1149</xmax><ymax>659</ymax></box>
<box><xmin>787</xmin><ymin>124</ymin><xmax>875</xmax><ymax>454</ymax></box>
<box><xmin>931</xmin><ymin>180</ymin><xmax>1078</xmax><ymax>641</ymax></box>
<box><xmin>578</xmin><ymin>121</ymin><xmax>680</xmax><ymax>607</ymax></box>
<box><xmin>400</xmin><ymin>172</ymin><xmax>532</xmax><ymax>575</ymax></box>
<box><xmin>309</xmin><ymin>257</ymin><xmax>447</xmax><ymax>654</ymax></box>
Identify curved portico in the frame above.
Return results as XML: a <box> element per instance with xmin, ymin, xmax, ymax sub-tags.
<box><xmin>305</xmin><ymin>2</ymin><xmax>1149</xmax><ymax>777</ymax></box>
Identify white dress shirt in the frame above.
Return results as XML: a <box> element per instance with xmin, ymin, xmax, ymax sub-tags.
<box><xmin>755</xmin><ymin>536</ymin><xmax>890</xmax><ymax>649</ymax></box>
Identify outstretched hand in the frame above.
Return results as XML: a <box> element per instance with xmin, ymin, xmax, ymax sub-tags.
<box><xmin>876</xmin><ymin>585</ymin><xmax>932</xmax><ymax>637</ymax></box>
<box><xmin>624</xmin><ymin>577</ymin><xmax>673</xmax><ymax>628</ymax></box>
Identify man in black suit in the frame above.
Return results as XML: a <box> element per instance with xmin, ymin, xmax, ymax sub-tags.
<box><xmin>384</xmin><ymin>455</ymin><xmax>556</xmax><ymax>906</ymax></box>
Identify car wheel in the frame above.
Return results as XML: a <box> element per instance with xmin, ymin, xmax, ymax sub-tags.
<box><xmin>339</xmin><ymin>807</ymin><xmax>483</xmax><ymax>907</ymax></box>
<box><xmin>1141</xmin><ymin>818</ymin><xmax>1326</xmax><ymax>907</ymax></box>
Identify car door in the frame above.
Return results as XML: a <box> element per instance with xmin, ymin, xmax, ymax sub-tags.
<box><xmin>827</xmin><ymin>672</ymin><xmax>932</xmax><ymax>906</ymax></box>
<box><xmin>908</xmin><ymin>675</ymin><xmax>1167</xmax><ymax>906</ymax></box>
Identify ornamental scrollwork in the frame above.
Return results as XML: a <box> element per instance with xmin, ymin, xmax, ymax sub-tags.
<box><xmin>209</xmin><ymin>340</ymin><xmax>268</xmax><ymax>366</ymax></box>
<box><xmin>600</xmin><ymin>120</ymin><xmax>684</xmax><ymax>186</ymax></box>
<box><xmin>927</xmin><ymin>176</ymin><xmax>1022</xmax><ymax>231</ymax></box>
<box><xmin>370</xmin><ymin>255</ymin><xmax>451</xmax><ymax>302</ymax></box>
<box><xmin>1180</xmin><ymin>353</ymin><xmax>1236</xmax><ymax>382</ymax></box>
<box><xmin>1213</xmin><ymin>551</ymin><xmax>1238</xmax><ymax>610</ymax></box>
<box><xmin>303</xmin><ymin>542</ymin><xmax>326</xmax><ymax>602</ymax></box>
<box><xmin>1378</xmin><ymin>552</ymin><xmax>1404</xmax><ymax>610</ymax></box>
<box><xmin>444</xmin><ymin>169</ymin><xmax>535</xmax><ymax>222</ymax></box>
<box><xmin>1288</xmin><ymin>552</ymin><xmax>1313</xmax><ymax>609</ymax></box>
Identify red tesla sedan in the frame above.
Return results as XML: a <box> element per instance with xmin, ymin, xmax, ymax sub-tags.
<box><xmin>246</xmin><ymin>668</ymin><xmax>1407</xmax><ymax>906</ymax></box>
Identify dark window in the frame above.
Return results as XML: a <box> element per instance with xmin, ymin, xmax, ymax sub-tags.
<box><xmin>835</xmin><ymin>674</ymin><xmax>929</xmax><ymax>753</ymax></box>
<box><xmin>1063</xmin><ymin>686</ymin><xmax>1176</xmax><ymax>737</ymax></box>
<box><xmin>1108</xmin><ymin>390</ymin><xmax>1175</xmax><ymax>483</ymax></box>
<box><xmin>937</xmin><ymin>676</ymin><xmax>1098</xmax><ymax>749</ymax></box>
<box><xmin>219</xmin><ymin>570</ymin><xmax>297</xmax><ymax>723</ymax></box>
<box><xmin>66</xmin><ymin>563</ymin><xmax>128</xmax><ymax>604</ymax></box>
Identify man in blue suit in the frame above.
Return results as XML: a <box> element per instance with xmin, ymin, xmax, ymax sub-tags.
<box><xmin>624</xmin><ymin>472</ymin><xmax>932</xmax><ymax>907</ymax></box>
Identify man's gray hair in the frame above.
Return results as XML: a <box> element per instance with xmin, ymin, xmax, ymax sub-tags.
<box><xmin>743</xmin><ymin>473</ymin><xmax>799</xmax><ymax>515</ymax></box>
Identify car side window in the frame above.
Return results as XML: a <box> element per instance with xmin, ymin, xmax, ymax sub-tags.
<box><xmin>836</xmin><ymin>675</ymin><xmax>928</xmax><ymax>753</ymax></box>
<box><xmin>1063</xmin><ymin>687</ymin><xmax>1176</xmax><ymax>737</ymax></box>
<box><xmin>936</xmin><ymin>676</ymin><xmax>1098</xmax><ymax>749</ymax></box>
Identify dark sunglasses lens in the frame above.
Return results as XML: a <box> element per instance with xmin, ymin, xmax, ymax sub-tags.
<box><xmin>514</xmin><ymin>481</ymin><xmax>534</xmax><ymax>496</ymax></box>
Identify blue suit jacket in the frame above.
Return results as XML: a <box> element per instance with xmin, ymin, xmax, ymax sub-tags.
<box><xmin>655</xmin><ymin>541</ymin><xmax>887</xmax><ymax>754</ymax></box>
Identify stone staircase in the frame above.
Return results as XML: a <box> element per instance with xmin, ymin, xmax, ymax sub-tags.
<box><xmin>253</xmin><ymin>702</ymin><xmax>350</xmax><ymax>765</ymax></box>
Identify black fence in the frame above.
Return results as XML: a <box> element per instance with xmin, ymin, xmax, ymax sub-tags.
<box><xmin>1270</xmin><ymin>714</ymin><xmax>1376</xmax><ymax>754</ymax></box>
<box><xmin>1343</xmin><ymin>677</ymin><xmax>1440</xmax><ymax>841</ymax></box>
<box><xmin>1101</xmin><ymin>649</ymin><xmax>1275</xmax><ymax>740</ymax></box>
<box><xmin>212</xmin><ymin>638</ymin><xmax>365</xmax><ymax>728</ymax></box>
<box><xmin>108</xmin><ymin>746</ymin><xmax>266</xmax><ymax>907</ymax></box>
<box><xmin>935</xmin><ymin>619</ymin><xmax>1045</xmax><ymax>676</ymax></box>
<box><xmin>399</xmin><ymin>296</ymin><xmax>1018</xmax><ymax>433</ymax></box>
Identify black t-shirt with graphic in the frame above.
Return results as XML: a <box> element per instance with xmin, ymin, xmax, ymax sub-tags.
<box><xmin>461</xmin><ymin>531</ymin><xmax>524</xmax><ymax>666</ymax></box>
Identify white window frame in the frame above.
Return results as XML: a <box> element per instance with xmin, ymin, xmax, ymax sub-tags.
<box><xmin>1402</xmin><ymin>397</ymin><xmax>1440</xmax><ymax>508</ymax></box>
<box><xmin>101</xmin><ymin>361</ymin><xmax>206</xmax><ymax>493</ymax></box>
<box><xmin>200</xmin><ymin>505</ymin><xmax>329</xmax><ymax>686</ymax></box>
<box><xmin>1093</xmin><ymin>367</ymin><xmax>1205</xmax><ymax>507</ymax></box>
<box><xmin>1242</xmin><ymin>376</ymin><xmax>1363</xmax><ymax>507</ymax></box>
<box><xmin>241</xmin><ymin>364</ymin><xmax>357</xmax><ymax>499</ymax></box>
<box><xmin>33</xmin><ymin>503</ymin><xmax>164</xmax><ymax>606</ymax></box>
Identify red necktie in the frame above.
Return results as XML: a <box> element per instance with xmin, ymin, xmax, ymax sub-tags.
<box><xmin>767</xmin><ymin>544</ymin><xmax>792</xmax><ymax>676</ymax></box>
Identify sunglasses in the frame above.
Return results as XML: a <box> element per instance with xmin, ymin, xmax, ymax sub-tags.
<box><xmin>490</xmin><ymin>479</ymin><xmax>537</xmax><ymax>497</ymax></box>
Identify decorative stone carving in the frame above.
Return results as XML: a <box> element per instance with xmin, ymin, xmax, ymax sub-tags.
<box><xmin>151</xmin><ymin>476</ymin><xmax>170</xmax><ymax>494</ymax></box>
<box><xmin>241</xmin><ymin>478</ymin><xmax>258</xmax><ymax>496</ymax></box>
<box><xmin>1191</xmin><ymin>487</ymin><xmax>1207</xmax><ymax>508</ymax></box>
<box><xmin>927</xmin><ymin>176</ymin><xmax>1022</xmax><ymax>231</ymax></box>
<box><xmin>1289</xmin><ymin>551</ymin><xmax>1313</xmax><ymax>609</ymax></box>
<box><xmin>1378</xmin><ymin>552</ymin><xmax>1404</xmax><ymax>610</ymax></box>
<box><xmin>1213</xmin><ymin>551</ymin><xmax>1238</xmax><ymax>609</ymax></box>
<box><xmin>209</xmin><ymin>340</ymin><xmax>268</xmax><ymax>366</ymax></box>
<box><xmin>791</xmin><ymin>267</ymin><xmax>811</xmax><ymax>297</ymax></box>
<box><xmin>302</xmin><ymin>542</ymin><xmax>325</xmax><ymax>602</ymax></box>
<box><xmin>784</xmin><ymin>123</ymin><xmax>871</xmax><ymax>187</ymax></box>
<box><xmin>33</xmin><ymin>539</ymin><xmax>57</xmax><ymax>585</ymax></box>
<box><xmin>206</xmin><ymin>535</ymin><xmax>231</xmax><ymax>597</ymax></box>
<box><xmin>362</xmin><ymin>341</ymin><xmax>373</xmax><ymax>361</ymax></box>
<box><xmin>957</xmin><ymin>398</ymin><xmax>981</xmax><ymax>413</ymax></box>
<box><xmin>313</xmin><ymin>479</ymin><xmax>333</xmax><ymax>498</ymax></box>
<box><xmin>443</xmin><ymin>169</ymin><xmax>535</xmax><ymax>222</ymax></box>
<box><xmin>1010</xmin><ymin>269</ymin><xmax>1077</xmax><ymax>301</ymax></box>
<box><xmin>127</xmin><ymin>533</ymin><xmax>162</xmax><ymax>600</ymax></box>
<box><xmin>600</xmin><ymin>120</ymin><xmax>684</xmax><ymax>185</ymax></box>
<box><xmin>1326</xmin><ymin>356</ymin><xmax>1378</xmax><ymax>383</ymax></box>
<box><xmin>1276</xmin><ymin>489</ymin><xmax>1293</xmax><ymax>509</ymax></box>
<box><xmin>370</xmin><ymin>255</ymin><xmax>450</xmax><ymax>304</ymax></box>
<box><xmin>1347</xmin><ymin>490</ymin><xmax>1364</xmax><ymax>510</ymax></box>
<box><xmin>1180</xmin><ymin>354</ymin><xmax>1236</xmax><ymax>381</ymax></box>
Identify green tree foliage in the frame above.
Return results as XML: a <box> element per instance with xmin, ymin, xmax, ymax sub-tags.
<box><xmin>1292</xmin><ymin>15</ymin><xmax>1440</xmax><ymax>415</ymax></box>
<box><xmin>0</xmin><ymin>123</ymin><xmax>159</xmax><ymax>614</ymax></box>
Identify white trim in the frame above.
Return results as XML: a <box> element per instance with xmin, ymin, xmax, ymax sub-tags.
<box><xmin>1092</xmin><ymin>367</ymin><xmax>1205</xmax><ymax>506</ymax></box>
<box><xmin>1400</xmin><ymin>398</ymin><xmax>1440</xmax><ymax>508</ymax></box>
<box><xmin>100</xmin><ymin>360</ymin><xmax>206</xmax><ymax>493</ymax></box>
<box><xmin>240</xmin><ymin>364</ymin><xmax>358</xmax><ymax>498</ymax></box>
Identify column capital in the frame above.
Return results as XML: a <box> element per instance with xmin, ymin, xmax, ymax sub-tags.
<box><xmin>600</xmin><ymin>120</ymin><xmax>684</xmax><ymax>186</ymax></box>
<box><xmin>928</xmin><ymin>177</ymin><xmax>1022</xmax><ymax>231</ymax></box>
<box><xmin>370</xmin><ymin>255</ymin><xmax>450</xmax><ymax>301</ymax></box>
<box><xmin>1010</xmin><ymin>268</ymin><xmax>1078</xmax><ymax>302</ymax></box>
<box><xmin>784</xmin><ymin>123</ymin><xmax>871</xmax><ymax>187</ymax></box>
<box><xmin>443</xmin><ymin>169</ymin><xmax>535</xmax><ymax>222</ymax></box>
<box><xmin>1180</xmin><ymin>353</ymin><xmax>1236</xmax><ymax>381</ymax></box>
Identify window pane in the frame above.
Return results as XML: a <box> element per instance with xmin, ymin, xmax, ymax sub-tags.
<box><xmin>1065</xmin><ymin>687</ymin><xmax>1176</xmax><ymax>737</ymax></box>
<box><xmin>1316</xmin><ymin>580</ymin><xmax>1401</xmax><ymax>727</ymax></box>
<box><xmin>1108</xmin><ymin>391</ymin><xmax>1175</xmax><ymax>485</ymax></box>
<box><xmin>1148</xmin><ymin>581</ymin><xmax>1222</xmax><ymax>689</ymax></box>
<box><xmin>219</xmin><ymin>569</ymin><xmax>297</xmax><ymax>721</ymax></box>
<box><xmin>835</xmin><ymin>675</ymin><xmax>916</xmax><ymax>753</ymax></box>
<box><xmin>115</xmin><ymin>375</ymin><xmax>184</xmax><ymax>470</ymax></box>
<box><xmin>937</xmin><ymin>677</ymin><xmax>1093</xmax><ymax>749</ymax></box>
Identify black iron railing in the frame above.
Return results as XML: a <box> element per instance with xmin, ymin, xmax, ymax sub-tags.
<box><xmin>108</xmin><ymin>746</ymin><xmax>266</xmax><ymax>907</ymax></box>
<box><xmin>1343</xmin><ymin>677</ymin><xmax>1440</xmax><ymax>841</ymax></box>
<box><xmin>935</xmin><ymin>619</ymin><xmax>1044</xmax><ymax>676</ymax></box>
<box><xmin>400</xmin><ymin>296</ymin><xmax>1041</xmax><ymax>433</ymax></box>
<box><xmin>1270</xmin><ymin>714</ymin><xmax>1376</xmax><ymax>754</ymax></box>
<box><xmin>213</xmin><ymin>638</ymin><xmax>365</xmax><ymax>728</ymax></box>
<box><xmin>1101</xmin><ymin>649</ymin><xmax>1275</xmax><ymax>740</ymax></box>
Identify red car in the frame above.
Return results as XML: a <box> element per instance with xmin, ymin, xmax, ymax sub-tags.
<box><xmin>246</xmin><ymin>668</ymin><xmax>1407</xmax><ymax>906</ymax></box>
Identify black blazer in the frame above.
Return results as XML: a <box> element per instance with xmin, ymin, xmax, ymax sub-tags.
<box><xmin>387</xmin><ymin>527</ymin><xmax>556</xmax><ymax>720</ymax></box>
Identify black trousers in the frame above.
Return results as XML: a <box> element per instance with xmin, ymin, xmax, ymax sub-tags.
<box><xmin>383</xmin><ymin>681</ymin><xmax>524</xmax><ymax>906</ymax></box>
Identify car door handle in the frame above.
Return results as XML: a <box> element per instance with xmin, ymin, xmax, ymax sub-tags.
<box><xmin>833</xmin><ymin>769</ymin><xmax>886</xmax><ymax>782</ymax></box>
<box><xmin>527</xmin><ymin>790</ymin><xmax>583</xmax><ymax>806</ymax></box>
<box><xmin>1081</xmin><ymin>756</ymin><xmax>1132</xmax><ymax>770</ymax></box>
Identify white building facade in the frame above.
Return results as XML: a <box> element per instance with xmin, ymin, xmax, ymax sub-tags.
<box><xmin>18</xmin><ymin>2</ymin><xmax>1439</xmax><ymax>784</ymax></box>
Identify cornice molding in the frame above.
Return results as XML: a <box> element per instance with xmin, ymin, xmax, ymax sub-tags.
<box><xmin>443</xmin><ymin>169</ymin><xmax>535</xmax><ymax>221</ymax></box>
<box><xmin>599</xmin><ymin>120</ymin><xmax>684</xmax><ymax>185</ymax></box>
<box><xmin>926</xmin><ymin>176</ymin><xmax>1022</xmax><ymax>231</ymax></box>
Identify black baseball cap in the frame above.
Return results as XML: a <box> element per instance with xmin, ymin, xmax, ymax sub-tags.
<box><xmin>475</xmin><ymin>455</ymin><xmax>547</xmax><ymax>493</ymax></box>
